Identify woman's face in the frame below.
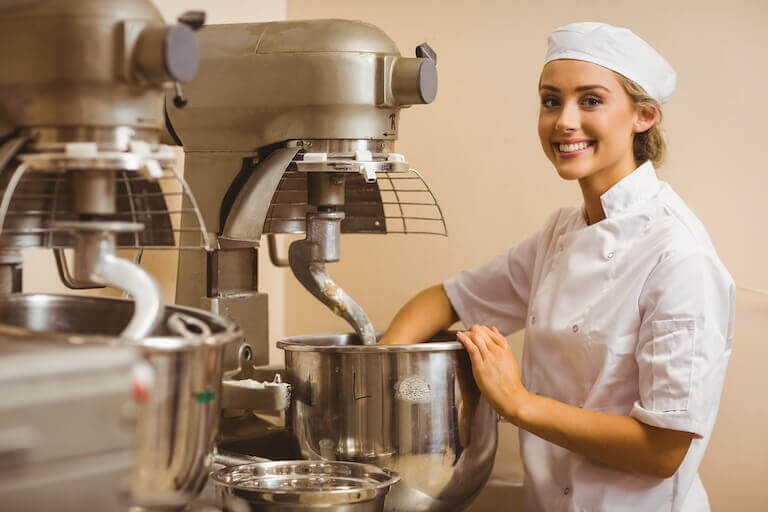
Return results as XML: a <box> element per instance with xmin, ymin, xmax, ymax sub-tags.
<box><xmin>538</xmin><ymin>60</ymin><xmax>649</xmax><ymax>183</ymax></box>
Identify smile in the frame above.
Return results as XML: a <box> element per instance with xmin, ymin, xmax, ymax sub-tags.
<box><xmin>554</xmin><ymin>140</ymin><xmax>595</xmax><ymax>157</ymax></box>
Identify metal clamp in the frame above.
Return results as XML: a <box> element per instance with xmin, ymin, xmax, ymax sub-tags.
<box><xmin>220</xmin><ymin>375</ymin><xmax>291</xmax><ymax>411</ymax></box>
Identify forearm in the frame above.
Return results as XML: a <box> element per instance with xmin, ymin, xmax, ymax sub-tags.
<box><xmin>507</xmin><ymin>393</ymin><xmax>693</xmax><ymax>478</ymax></box>
<box><xmin>379</xmin><ymin>284</ymin><xmax>459</xmax><ymax>345</ymax></box>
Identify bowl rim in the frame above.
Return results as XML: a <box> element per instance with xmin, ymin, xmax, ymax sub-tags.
<box><xmin>0</xmin><ymin>293</ymin><xmax>241</xmax><ymax>351</ymax></box>
<box><xmin>211</xmin><ymin>460</ymin><xmax>401</xmax><ymax>504</ymax></box>
<box><xmin>277</xmin><ymin>332</ymin><xmax>463</xmax><ymax>353</ymax></box>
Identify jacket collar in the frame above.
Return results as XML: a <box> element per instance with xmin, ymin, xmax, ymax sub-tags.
<box><xmin>599</xmin><ymin>160</ymin><xmax>660</xmax><ymax>218</ymax></box>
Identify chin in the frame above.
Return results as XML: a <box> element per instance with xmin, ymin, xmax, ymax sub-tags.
<box><xmin>552</xmin><ymin>160</ymin><xmax>594</xmax><ymax>181</ymax></box>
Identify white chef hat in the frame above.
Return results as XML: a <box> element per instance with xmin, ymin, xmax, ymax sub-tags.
<box><xmin>544</xmin><ymin>22</ymin><xmax>676</xmax><ymax>104</ymax></box>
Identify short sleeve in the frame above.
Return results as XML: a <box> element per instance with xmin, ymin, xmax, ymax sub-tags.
<box><xmin>630</xmin><ymin>249</ymin><xmax>735</xmax><ymax>436</ymax></box>
<box><xmin>443</xmin><ymin>213</ymin><xmax>557</xmax><ymax>335</ymax></box>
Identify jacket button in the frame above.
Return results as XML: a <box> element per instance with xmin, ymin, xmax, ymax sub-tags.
<box><xmin>564</xmin><ymin>487</ymin><xmax>570</xmax><ymax>495</ymax></box>
<box><xmin>531</xmin><ymin>316</ymin><xmax>536</xmax><ymax>325</ymax></box>
<box><xmin>572</xmin><ymin>324</ymin><xmax>579</xmax><ymax>333</ymax></box>
<box><xmin>607</xmin><ymin>251</ymin><xmax>615</xmax><ymax>259</ymax></box>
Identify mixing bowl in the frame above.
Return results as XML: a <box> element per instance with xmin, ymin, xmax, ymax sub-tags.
<box><xmin>277</xmin><ymin>332</ymin><xmax>498</xmax><ymax>512</ymax></box>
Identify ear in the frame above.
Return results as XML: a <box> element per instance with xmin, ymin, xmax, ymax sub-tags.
<box><xmin>633</xmin><ymin>105</ymin><xmax>658</xmax><ymax>134</ymax></box>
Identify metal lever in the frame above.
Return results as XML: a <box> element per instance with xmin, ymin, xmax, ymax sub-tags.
<box><xmin>288</xmin><ymin>211</ymin><xmax>376</xmax><ymax>345</ymax></box>
<box><xmin>267</xmin><ymin>234</ymin><xmax>289</xmax><ymax>267</ymax></box>
<box><xmin>55</xmin><ymin>249</ymin><xmax>105</xmax><ymax>290</ymax></box>
<box><xmin>173</xmin><ymin>82</ymin><xmax>188</xmax><ymax>108</ymax></box>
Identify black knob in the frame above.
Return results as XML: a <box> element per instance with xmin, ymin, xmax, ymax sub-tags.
<box><xmin>178</xmin><ymin>10</ymin><xmax>206</xmax><ymax>31</ymax></box>
<box><xmin>173</xmin><ymin>83</ymin><xmax>188</xmax><ymax>108</ymax></box>
<box><xmin>416</xmin><ymin>43</ymin><xmax>437</xmax><ymax>65</ymax></box>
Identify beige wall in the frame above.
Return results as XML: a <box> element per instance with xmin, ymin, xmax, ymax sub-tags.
<box><xmin>283</xmin><ymin>0</ymin><xmax>768</xmax><ymax>510</ymax></box>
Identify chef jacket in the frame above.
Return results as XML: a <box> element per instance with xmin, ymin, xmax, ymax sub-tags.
<box><xmin>443</xmin><ymin>161</ymin><xmax>735</xmax><ymax>512</ymax></box>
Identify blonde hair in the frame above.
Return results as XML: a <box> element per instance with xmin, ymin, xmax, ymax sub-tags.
<box><xmin>616</xmin><ymin>74</ymin><xmax>667</xmax><ymax>166</ymax></box>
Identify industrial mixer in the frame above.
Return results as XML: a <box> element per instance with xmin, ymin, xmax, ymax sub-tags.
<box><xmin>0</xmin><ymin>2</ymin><xmax>246</xmax><ymax>510</ymax></box>
<box><xmin>165</xmin><ymin>20</ymin><xmax>498</xmax><ymax>512</ymax></box>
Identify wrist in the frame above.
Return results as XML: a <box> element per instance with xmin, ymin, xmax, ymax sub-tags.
<box><xmin>503</xmin><ymin>388</ymin><xmax>534</xmax><ymax>426</ymax></box>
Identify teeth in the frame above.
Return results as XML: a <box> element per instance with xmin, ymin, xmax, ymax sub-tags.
<box><xmin>558</xmin><ymin>142</ymin><xmax>590</xmax><ymax>153</ymax></box>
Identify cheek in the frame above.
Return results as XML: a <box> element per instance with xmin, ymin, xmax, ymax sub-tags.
<box><xmin>588</xmin><ymin>110</ymin><xmax>634</xmax><ymax>147</ymax></box>
<box><xmin>538</xmin><ymin>114</ymin><xmax>552</xmax><ymax>144</ymax></box>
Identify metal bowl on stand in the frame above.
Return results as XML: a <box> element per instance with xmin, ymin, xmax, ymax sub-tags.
<box><xmin>0</xmin><ymin>293</ymin><xmax>242</xmax><ymax>510</ymax></box>
<box><xmin>212</xmin><ymin>460</ymin><xmax>400</xmax><ymax>512</ymax></box>
<box><xmin>277</xmin><ymin>332</ymin><xmax>498</xmax><ymax>512</ymax></box>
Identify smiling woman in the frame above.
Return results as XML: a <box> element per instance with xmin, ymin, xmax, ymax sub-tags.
<box><xmin>537</xmin><ymin>60</ymin><xmax>661</xmax><ymax>225</ymax></box>
<box><xmin>380</xmin><ymin>21</ymin><xmax>734</xmax><ymax>512</ymax></box>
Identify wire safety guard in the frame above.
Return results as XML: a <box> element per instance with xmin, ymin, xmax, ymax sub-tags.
<box><xmin>0</xmin><ymin>144</ymin><xmax>211</xmax><ymax>252</ymax></box>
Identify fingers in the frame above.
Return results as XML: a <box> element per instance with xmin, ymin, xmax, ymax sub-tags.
<box><xmin>458</xmin><ymin>325</ymin><xmax>508</xmax><ymax>365</ymax></box>
<box><xmin>468</xmin><ymin>325</ymin><xmax>493</xmax><ymax>355</ymax></box>
<box><xmin>456</xmin><ymin>331</ymin><xmax>484</xmax><ymax>363</ymax></box>
<box><xmin>489</xmin><ymin>326</ymin><xmax>508</xmax><ymax>348</ymax></box>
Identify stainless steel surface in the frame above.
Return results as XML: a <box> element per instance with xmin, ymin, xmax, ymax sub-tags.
<box><xmin>72</xmin><ymin>170</ymin><xmax>117</xmax><ymax>214</ymax></box>
<box><xmin>288</xmin><ymin>140</ymin><xmax>396</xmax><ymax>154</ymax></box>
<box><xmin>267</xmin><ymin>234</ymin><xmax>289</xmax><ymax>267</ymax></box>
<box><xmin>289</xmin><ymin>212</ymin><xmax>376</xmax><ymax>346</ymax></box>
<box><xmin>221</xmin><ymin>376</ymin><xmax>291</xmax><ymax>411</ymax></box>
<box><xmin>0</xmin><ymin>343</ymin><xmax>138</xmax><ymax>512</ymax></box>
<box><xmin>23</xmin><ymin>126</ymin><xmax>159</xmax><ymax>151</ymax></box>
<box><xmin>0</xmin><ymin>293</ymin><xmax>242</xmax><ymax>509</ymax></box>
<box><xmin>165</xmin><ymin>20</ymin><xmax>437</xmax><ymax>152</ymax></box>
<box><xmin>203</xmin><ymin>292</ymin><xmax>269</xmax><ymax>369</ymax></box>
<box><xmin>212</xmin><ymin>461</ymin><xmax>399</xmax><ymax>511</ymax></box>
<box><xmin>307</xmin><ymin>173</ymin><xmax>346</xmax><ymax>206</ymax></box>
<box><xmin>54</xmin><ymin>248</ymin><xmax>105</xmax><ymax>290</ymax></box>
<box><xmin>0</xmin><ymin>136</ymin><xmax>28</xmax><ymax>170</ymax></box>
<box><xmin>54</xmin><ymin>222</ymin><xmax>164</xmax><ymax>340</ymax></box>
<box><xmin>0</xmin><ymin>0</ymin><xmax>196</xmax><ymax>135</ymax></box>
<box><xmin>0</xmin><ymin>263</ymin><xmax>17</xmax><ymax>294</ymax></box>
<box><xmin>221</xmin><ymin>147</ymin><xmax>300</xmax><ymax>245</ymax></box>
<box><xmin>213</xmin><ymin>450</ymin><xmax>269</xmax><ymax>469</ymax></box>
<box><xmin>278</xmin><ymin>333</ymin><xmax>498</xmax><ymax>512</ymax></box>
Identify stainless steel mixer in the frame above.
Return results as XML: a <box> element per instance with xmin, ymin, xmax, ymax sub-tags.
<box><xmin>0</xmin><ymin>1</ymin><xmax>249</xmax><ymax>510</ymax></box>
<box><xmin>0</xmin><ymin>0</ymin><xmax>207</xmax><ymax>336</ymax></box>
<box><xmin>167</xmin><ymin>19</ymin><xmax>444</xmax><ymax>355</ymax></box>
<box><xmin>165</xmin><ymin>19</ymin><xmax>498</xmax><ymax>512</ymax></box>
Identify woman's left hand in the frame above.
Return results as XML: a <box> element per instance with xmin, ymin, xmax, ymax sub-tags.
<box><xmin>456</xmin><ymin>325</ymin><xmax>530</xmax><ymax>420</ymax></box>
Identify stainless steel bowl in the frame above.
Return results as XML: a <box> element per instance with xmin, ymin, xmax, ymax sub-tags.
<box><xmin>0</xmin><ymin>293</ymin><xmax>242</xmax><ymax>509</ymax></box>
<box><xmin>277</xmin><ymin>333</ymin><xmax>498</xmax><ymax>512</ymax></box>
<box><xmin>212</xmin><ymin>460</ymin><xmax>400</xmax><ymax>512</ymax></box>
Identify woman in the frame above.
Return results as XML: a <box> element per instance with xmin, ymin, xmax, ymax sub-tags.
<box><xmin>379</xmin><ymin>22</ymin><xmax>735</xmax><ymax>511</ymax></box>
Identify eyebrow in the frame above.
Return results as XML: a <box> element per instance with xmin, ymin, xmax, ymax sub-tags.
<box><xmin>539</xmin><ymin>84</ymin><xmax>610</xmax><ymax>93</ymax></box>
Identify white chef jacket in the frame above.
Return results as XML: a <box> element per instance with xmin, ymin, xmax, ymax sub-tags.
<box><xmin>443</xmin><ymin>161</ymin><xmax>735</xmax><ymax>512</ymax></box>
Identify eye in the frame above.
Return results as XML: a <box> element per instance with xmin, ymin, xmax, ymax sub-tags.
<box><xmin>582</xmin><ymin>95</ymin><xmax>603</xmax><ymax>107</ymax></box>
<box><xmin>541</xmin><ymin>96</ymin><xmax>560</xmax><ymax>108</ymax></box>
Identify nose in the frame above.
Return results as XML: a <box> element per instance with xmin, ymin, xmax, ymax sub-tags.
<box><xmin>555</xmin><ymin>101</ymin><xmax>579</xmax><ymax>132</ymax></box>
